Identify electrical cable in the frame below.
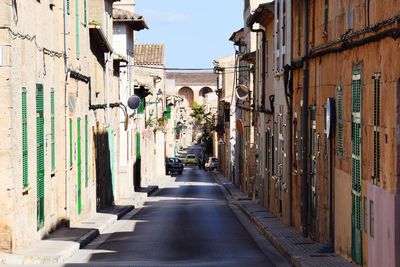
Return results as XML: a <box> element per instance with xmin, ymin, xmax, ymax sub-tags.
<box><xmin>0</xmin><ymin>26</ymin><xmax>64</xmax><ymax>58</ymax></box>
<box><xmin>132</xmin><ymin>64</ymin><xmax>252</xmax><ymax>71</ymax></box>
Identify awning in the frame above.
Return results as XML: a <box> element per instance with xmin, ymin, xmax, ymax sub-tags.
<box><xmin>113</xmin><ymin>53</ymin><xmax>128</xmax><ymax>63</ymax></box>
<box><xmin>113</xmin><ymin>8</ymin><xmax>149</xmax><ymax>31</ymax></box>
<box><xmin>89</xmin><ymin>25</ymin><xmax>113</xmax><ymax>53</ymax></box>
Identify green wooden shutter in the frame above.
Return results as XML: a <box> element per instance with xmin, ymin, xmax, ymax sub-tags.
<box><xmin>136</xmin><ymin>133</ymin><xmax>141</xmax><ymax>158</ymax></box>
<box><xmin>36</xmin><ymin>84</ymin><xmax>45</xmax><ymax>230</ymax></box>
<box><xmin>51</xmin><ymin>90</ymin><xmax>55</xmax><ymax>172</ymax></box>
<box><xmin>70</xmin><ymin>118</ymin><xmax>73</xmax><ymax>167</ymax></box>
<box><xmin>85</xmin><ymin>115</ymin><xmax>89</xmax><ymax>187</ymax></box>
<box><xmin>137</xmin><ymin>99</ymin><xmax>145</xmax><ymax>114</ymax></box>
<box><xmin>337</xmin><ymin>85</ymin><xmax>343</xmax><ymax>157</ymax></box>
<box><xmin>67</xmin><ymin>0</ymin><xmax>70</xmax><ymax>15</ymax></box>
<box><xmin>75</xmin><ymin>0</ymin><xmax>80</xmax><ymax>59</ymax></box>
<box><xmin>166</xmin><ymin>105</ymin><xmax>171</xmax><ymax>119</ymax></box>
<box><xmin>22</xmin><ymin>88</ymin><xmax>28</xmax><ymax>188</ymax></box>
<box><xmin>83</xmin><ymin>0</ymin><xmax>87</xmax><ymax>26</ymax></box>
<box><xmin>351</xmin><ymin>70</ymin><xmax>363</xmax><ymax>265</ymax></box>
<box><xmin>77</xmin><ymin>118</ymin><xmax>82</xmax><ymax>214</ymax></box>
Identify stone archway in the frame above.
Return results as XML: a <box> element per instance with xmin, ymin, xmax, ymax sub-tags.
<box><xmin>199</xmin><ymin>87</ymin><xmax>213</xmax><ymax>97</ymax></box>
<box><xmin>178</xmin><ymin>87</ymin><xmax>194</xmax><ymax>107</ymax></box>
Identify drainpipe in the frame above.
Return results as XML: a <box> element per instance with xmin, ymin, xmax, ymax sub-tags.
<box><xmin>301</xmin><ymin>0</ymin><xmax>310</xmax><ymax>238</ymax></box>
<box><xmin>248</xmin><ymin>26</ymin><xmax>266</xmax><ymax>110</ymax></box>
<box><xmin>63</xmin><ymin>0</ymin><xmax>69</xmax><ymax>219</ymax></box>
<box><xmin>284</xmin><ymin>64</ymin><xmax>293</xmax><ymax>226</ymax></box>
<box><xmin>105</xmin><ymin>52</ymin><xmax>111</xmax><ymax>128</ymax></box>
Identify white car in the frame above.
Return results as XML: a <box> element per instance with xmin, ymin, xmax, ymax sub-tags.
<box><xmin>205</xmin><ymin>157</ymin><xmax>219</xmax><ymax>171</ymax></box>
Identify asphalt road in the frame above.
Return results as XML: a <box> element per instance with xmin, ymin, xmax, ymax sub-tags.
<box><xmin>65</xmin><ymin>165</ymin><xmax>288</xmax><ymax>267</ymax></box>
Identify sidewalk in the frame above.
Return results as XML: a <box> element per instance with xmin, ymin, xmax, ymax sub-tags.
<box><xmin>0</xmin><ymin>181</ymin><xmax>165</xmax><ymax>265</ymax></box>
<box><xmin>211</xmin><ymin>171</ymin><xmax>356</xmax><ymax>267</ymax></box>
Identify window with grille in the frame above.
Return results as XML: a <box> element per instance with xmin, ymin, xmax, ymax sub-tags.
<box><xmin>275</xmin><ymin>1</ymin><xmax>280</xmax><ymax>71</ymax></box>
<box><xmin>373</xmin><ymin>73</ymin><xmax>381</xmax><ymax>186</ymax></box>
<box><xmin>351</xmin><ymin>68</ymin><xmax>363</xmax><ymax>264</ymax></box>
<box><xmin>51</xmin><ymin>90</ymin><xmax>55</xmax><ymax>172</ymax></box>
<box><xmin>337</xmin><ymin>85</ymin><xmax>343</xmax><ymax>157</ymax></box>
<box><xmin>293</xmin><ymin>114</ymin><xmax>298</xmax><ymax>174</ymax></box>
<box><xmin>370</xmin><ymin>200</ymin><xmax>374</xmax><ymax>237</ymax></box>
<box><xmin>323</xmin><ymin>105</ymin><xmax>327</xmax><ymax>159</ymax></box>
<box><xmin>364</xmin><ymin>197</ymin><xmax>368</xmax><ymax>233</ymax></box>
<box><xmin>297</xmin><ymin>0</ymin><xmax>302</xmax><ymax>57</ymax></box>
<box><xmin>323</xmin><ymin>0</ymin><xmax>329</xmax><ymax>36</ymax></box>
<box><xmin>22</xmin><ymin>88</ymin><xmax>28</xmax><ymax>188</ymax></box>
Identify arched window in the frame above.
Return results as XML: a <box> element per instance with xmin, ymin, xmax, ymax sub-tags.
<box><xmin>178</xmin><ymin>87</ymin><xmax>194</xmax><ymax>107</ymax></box>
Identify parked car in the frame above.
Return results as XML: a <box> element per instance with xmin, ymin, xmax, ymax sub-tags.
<box><xmin>205</xmin><ymin>157</ymin><xmax>219</xmax><ymax>171</ymax></box>
<box><xmin>185</xmin><ymin>154</ymin><xmax>198</xmax><ymax>165</ymax></box>
<box><xmin>165</xmin><ymin>157</ymin><xmax>184</xmax><ymax>175</ymax></box>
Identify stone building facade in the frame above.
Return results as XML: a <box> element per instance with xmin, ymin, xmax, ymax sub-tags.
<box><xmin>0</xmin><ymin>0</ymin><xmax>148</xmax><ymax>253</ymax></box>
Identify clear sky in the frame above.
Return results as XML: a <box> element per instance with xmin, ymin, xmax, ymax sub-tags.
<box><xmin>135</xmin><ymin>0</ymin><xmax>243</xmax><ymax>69</ymax></box>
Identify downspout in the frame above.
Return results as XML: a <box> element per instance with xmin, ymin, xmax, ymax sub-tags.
<box><xmin>63</xmin><ymin>0</ymin><xmax>69</xmax><ymax>218</ymax></box>
<box><xmin>301</xmin><ymin>0</ymin><xmax>310</xmax><ymax>238</ymax></box>
<box><xmin>105</xmin><ymin>52</ymin><xmax>111</xmax><ymax>128</ymax></box>
<box><xmin>284</xmin><ymin>64</ymin><xmax>293</xmax><ymax>226</ymax></box>
<box><xmin>249</xmin><ymin>26</ymin><xmax>266</xmax><ymax>110</ymax></box>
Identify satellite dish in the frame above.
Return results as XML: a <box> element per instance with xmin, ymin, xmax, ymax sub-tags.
<box><xmin>127</xmin><ymin>95</ymin><xmax>141</xmax><ymax>109</ymax></box>
<box><xmin>236</xmin><ymin>84</ymin><xmax>249</xmax><ymax>100</ymax></box>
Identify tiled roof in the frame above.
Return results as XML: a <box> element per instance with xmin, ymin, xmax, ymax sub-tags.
<box><xmin>134</xmin><ymin>44</ymin><xmax>165</xmax><ymax>66</ymax></box>
<box><xmin>113</xmin><ymin>8</ymin><xmax>148</xmax><ymax>31</ymax></box>
<box><xmin>166</xmin><ymin>72</ymin><xmax>217</xmax><ymax>86</ymax></box>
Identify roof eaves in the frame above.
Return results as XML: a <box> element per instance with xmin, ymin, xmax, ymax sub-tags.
<box><xmin>229</xmin><ymin>28</ymin><xmax>244</xmax><ymax>42</ymax></box>
<box><xmin>89</xmin><ymin>25</ymin><xmax>113</xmax><ymax>53</ymax></box>
<box><xmin>246</xmin><ymin>2</ymin><xmax>275</xmax><ymax>27</ymax></box>
<box><xmin>112</xmin><ymin>8</ymin><xmax>149</xmax><ymax>31</ymax></box>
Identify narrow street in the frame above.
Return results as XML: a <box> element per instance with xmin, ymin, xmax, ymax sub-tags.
<box><xmin>65</xmin><ymin>156</ymin><xmax>288</xmax><ymax>266</ymax></box>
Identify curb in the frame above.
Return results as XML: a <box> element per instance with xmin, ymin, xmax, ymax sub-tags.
<box><xmin>147</xmin><ymin>185</ymin><xmax>159</xmax><ymax>197</ymax></box>
<box><xmin>116</xmin><ymin>205</ymin><xmax>135</xmax><ymax>219</ymax></box>
<box><xmin>76</xmin><ymin>204</ymin><xmax>135</xmax><ymax>249</ymax></box>
<box><xmin>77</xmin><ymin>229</ymin><xmax>100</xmax><ymax>249</ymax></box>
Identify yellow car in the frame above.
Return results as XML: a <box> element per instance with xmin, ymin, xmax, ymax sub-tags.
<box><xmin>185</xmin><ymin>154</ymin><xmax>198</xmax><ymax>165</ymax></box>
